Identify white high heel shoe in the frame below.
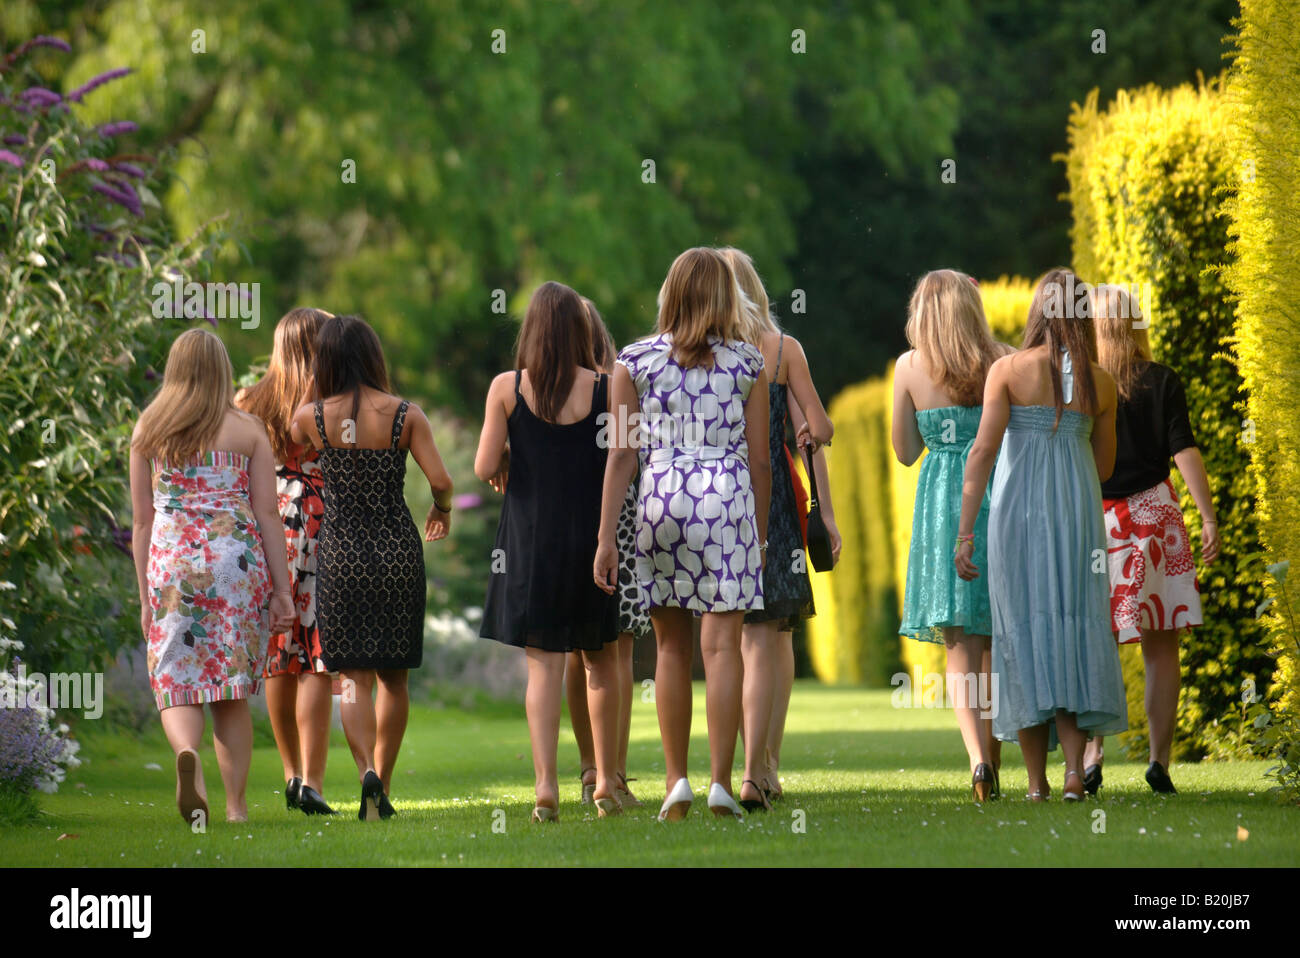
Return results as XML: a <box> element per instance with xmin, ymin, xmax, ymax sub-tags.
<box><xmin>658</xmin><ymin>777</ymin><xmax>694</xmax><ymax>822</ymax></box>
<box><xmin>707</xmin><ymin>782</ymin><xmax>743</xmax><ymax>820</ymax></box>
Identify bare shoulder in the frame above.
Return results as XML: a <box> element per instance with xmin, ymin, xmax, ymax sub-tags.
<box><xmin>996</xmin><ymin>341</ymin><xmax>1017</xmax><ymax>357</ymax></box>
<box><xmin>229</xmin><ymin>407</ymin><xmax>262</xmax><ymax>432</ymax></box>
<box><xmin>1092</xmin><ymin>363</ymin><xmax>1118</xmax><ymax>402</ymax></box>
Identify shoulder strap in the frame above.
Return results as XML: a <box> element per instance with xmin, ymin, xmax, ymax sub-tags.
<box><xmin>775</xmin><ymin>332</ymin><xmax>785</xmax><ymax>380</ymax></box>
<box><xmin>514</xmin><ymin>369</ymin><xmax>523</xmax><ymax>401</ymax></box>
<box><xmin>390</xmin><ymin>400</ymin><xmax>411</xmax><ymax>450</ymax></box>
<box><xmin>314</xmin><ymin>400</ymin><xmax>330</xmax><ymax>449</ymax></box>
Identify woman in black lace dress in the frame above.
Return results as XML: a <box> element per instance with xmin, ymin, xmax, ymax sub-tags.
<box><xmin>721</xmin><ymin>248</ymin><xmax>840</xmax><ymax>809</ymax></box>
<box><xmin>291</xmin><ymin>315</ymin><xmax>453</xmax><ymax>821</ymax></box>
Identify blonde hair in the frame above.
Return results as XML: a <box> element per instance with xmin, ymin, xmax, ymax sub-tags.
<box><xmin>717</xmin><ymin>247</ymin><xmax>777</xmax><ymax>346</ymax></box>
<box><xmin>236</xmin><ymin>307</ymin><xmax>332</xmax><ymax>461</ymax></box>
<box><xmin>905</xmin><ymin>269</ymin><xmax>1003</xmax><ymax>407</ymax></box>
<box><xmin>1091</xmin><ymin>284</ymin><xmax>1153</xmax><ymax>400</ymax></box>
<box><xmin>656</xmin><ymin>247</ymin><xmax>741</xmax><ymax>368</ymax></box>
<box><xmin>133</xmin><ymin>328</ymin><xmax>236</xmax><ymax>465</ymax></box>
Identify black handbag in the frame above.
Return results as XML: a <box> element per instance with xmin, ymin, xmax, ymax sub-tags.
<box><xmin>802</xmin><ymin>446</ymin><xmax>834</xmax><ymax>572</ymax></box>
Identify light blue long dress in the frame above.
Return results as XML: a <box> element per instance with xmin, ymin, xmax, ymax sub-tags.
<box><xmin>900</xmin><ymin>406</ymin><xmax>993</xmax><ymax>642</ymax></box>
<box><xmin>986</xmin><ymin>353</ymin><xmax>1127</xmax><ymax>746</ymax></box>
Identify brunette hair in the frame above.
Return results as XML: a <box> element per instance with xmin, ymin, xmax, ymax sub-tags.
<box><xmin>583</xmin><ymin>296</ymin><xmax>616</xmax><ymax>373</ymax></box>
<box><xmin>313</xmin><ymin>315</ymin><xmax>392</xmax><ymax>426</ymax></box>
<box><xmin>237</xmin><ymin>307</ymin><xmax>332</xmax><ymax>460</ymax></box>
<box><xmin>1023</xmin><ymin>267</ymin><xmax>1099</xmax><ymax>428</ymax></box>
<box><xmin>515</xmin><ymin>281</ymin><xmax>595</xmax><ymax>422</ymax></box>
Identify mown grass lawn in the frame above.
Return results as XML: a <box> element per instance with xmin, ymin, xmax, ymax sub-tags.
<box><xmin>4</xmin><ymin>682</ymin><xmax>1293</xmax><ymax>867</ymax></box>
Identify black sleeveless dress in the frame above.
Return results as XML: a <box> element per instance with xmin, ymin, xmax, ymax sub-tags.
<box><xmin>314</xmin><ymin>399</ymin><xmax>425</xmax><ymax>670</ymax></box>
<box><xmin>480</xmin><ymin>371</ymin><xmax>618</xmax><ymax>652</ymax></box>
<box><xmin>745</xmin><ymin>335</ymin><xmax>815</xmax><ymax>628</ymax></box>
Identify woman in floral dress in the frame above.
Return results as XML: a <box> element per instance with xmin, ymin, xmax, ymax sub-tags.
<box><xmin>236</xmin><ymin>307</ymin><xmax>337</xmax><ymax>815</ymax></box>
<box><xmin>594</xmin><ymin>247</ymin><xmax>771</xmax><ymax>821</ymax></box>
<box><xmin>131</xmin><ymin>329</ymin><xmax>296</xmax><ymax>824</ymax></box>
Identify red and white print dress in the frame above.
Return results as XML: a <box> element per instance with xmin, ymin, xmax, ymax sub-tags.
<box><xmin>146</xmin><ymin>451</ymin><xmax>271</xmax><ymax>709</ymax></box>
<box><xmin>263</xmin><ymin>443</ymin><xmax>327</xmax><ymax>676</ymax></box>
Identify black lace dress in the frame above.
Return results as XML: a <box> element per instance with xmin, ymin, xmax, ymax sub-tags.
<box><xmin>314</xmin><ymin>399</ymin><xmax>425</xmax><ymax>670</ymax></box>
<box><xmin>745</xmin><ymin>336</ymin><xmax>815</xmax><ymax>628</ymax></box>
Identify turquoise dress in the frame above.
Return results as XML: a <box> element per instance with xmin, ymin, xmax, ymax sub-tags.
<box><xmin>900</xmin><ymin>406</ymin><xmax>993</xmax><ymax>642</ymax></box>
<box><xmin>986</xmin><ymin>356</ymin><xmax>1127</xmax><ymax>746</ymax></box>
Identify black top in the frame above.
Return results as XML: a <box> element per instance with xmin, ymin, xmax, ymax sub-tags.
<box><xmin>479</xmin><ymin>370</ymin><xmax>618</xmax><ymax>652</ymax></box>
<box><xmin>1100</xmin><ymin>361</ymin><xmax>1197</xmax><ymax>499</ymax></box>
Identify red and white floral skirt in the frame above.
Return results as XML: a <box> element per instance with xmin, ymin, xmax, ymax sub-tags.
<box><xmin>1103</xmin><ymin>477</ymin><xmax>1203</xmax><ymax>644</ymax></box>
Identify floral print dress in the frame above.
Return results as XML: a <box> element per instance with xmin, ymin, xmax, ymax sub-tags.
<box><xmin>146</xmin><ymin>451</ymin><xmax>271</xmax><ymax>710</ymax></box>
<box><xmin>263</xmin><ymin>443</ymin><xmax>327</xmax><ymax>675</ymax></box>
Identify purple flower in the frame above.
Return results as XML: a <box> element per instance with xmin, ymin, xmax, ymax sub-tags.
<box><xmin>113</xmin><ymin>162</ymin><xmax>145</xmax><ymax>179</ymax></box>
<box><xmin>3</xmin><ymin>36</ymin><xmax>72</xmax><ymax>64</ymax></box>
<box><xmin>0</xmin><ymin>150</ymin><xmax>22</xmax><ymax>168</ymax></box>
<box><xmin>66</xmin><ymin>67</ymin><xmax>131</xmax><ymax>103</ymax></box>
<box><xmin>97</xmin><ymin>120</ymin><xmax>138</xmax><ymax>138</ymax></box>
<box><xmin>452</xmin><ymin>493</ymin><xmax>483</xmax><ymax>510</ymax></box>
<box><xmin>144</xmin><ymin>368</ymin><xmax>158</xmax><ymax>381</ymax></box>
<box><xmin>90</xmin><ymin>179</ymin><xmax>142</xmax><ymax>216</ymax></box>
<box><xmin>19</xmin><ymin>87</ymin><xmax>61</xmax><ymax>108</ymax></box>
<box><xmin>83</xmin><ymin>158</ymin><xmax>110</xmax><ymax>172</ymax></box>
<box><xmin>2</xmin><ymin>134</ymin><xmax>24</xmax><ymax>146</ymax></box>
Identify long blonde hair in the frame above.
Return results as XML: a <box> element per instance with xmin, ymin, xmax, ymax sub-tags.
<box><xmin>237</xmin><ymin>307</ymin><xmax>331</xmax><ymax>461</ymax></box>
<box><xmin>718</xmin><ymin>247</ymin><xmax>778</xmax><ymax>347</ymax></box>
<box><xmin>1091</xmin><ymin>284</ymin><xmax>1153</xmax><ymax>401</ymax></box>
<box><xmin>905</xmin><ymin>269</ymin><xmax>1003</xmax><ymax>407</ymax></box>
<box><xmin>133</xmin><ymin>328</ymin><xmax>236</xmax><ymax>464</ymax></box>
<box><xmin>657</xmin><ymin>247</ymin><xmax>741</xmax><ymax>368</ymax></box>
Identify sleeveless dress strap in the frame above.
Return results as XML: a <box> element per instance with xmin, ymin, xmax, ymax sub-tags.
<box><xmin>593</xmin><ymin>372</ymin><xmax>608</xmax><ymax>413</ymax></box>
<box><xmin>314</xmin><ymin>400</ymin><xmax>331</xmax><ymax>449</ymax></box>
<box><xmin>514</xmin><ymin>369</ymin><xmax>523</xmax><ymax>401</ymax></box>
<box><xmin>774</xmin><ymin>332</ymin><xmax>785</xmax><ymax>380</ymax></box>
<box><xmin>1060</xmin><ymin>346</ymin><xmax>1074</xmax><ymax>406</ymax></box>
<box><xmin>390</xmin><ymin>400</ymin><xmax>411</xmax><ymax>450</ymax></box>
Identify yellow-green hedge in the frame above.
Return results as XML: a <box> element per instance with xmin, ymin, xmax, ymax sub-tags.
<box><xmin>1223</xmin><ymin>0</ymin><xmax>1300</xmax><ymax>722</ymax></box>
<box><xmin>1064</xmin><ymin>80</ymin><xmax>1272</xmax><ymax>758</ymax></box>
<box><xmin>980</xmin><ymin>274</ymin><xmax>1035</xmax><ymax>346</ymax></box>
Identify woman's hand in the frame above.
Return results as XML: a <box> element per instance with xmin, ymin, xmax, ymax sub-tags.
<box><xmin>1200</xmin><ymin>519</ymin><xmax>1220</xmax><ymax>564</ymax></box>
<box><xmin>954</xmin><ymin>540</ymin><xmax>979</xmax><ymax>581</ymax></box>
<box><xmin>795</xmin><ymin>421</ymin><xmax>822</xmax><ymax>455</ymax></box>
<box><xmin>489</xmin><ymin>446</ymin><xmax>510</xmax><ymax>494</ymax></box>
<box><xmin>269</xmin><ymin>592</ymin><xmax>296</xmax><ymax>634</ymax></box>
<box><xmin>593</xmin><ymin>539</ymin><xmax>618</xmax><ymax>595</ymax></box>
<box><xmin>826</xmin><ymin>516</ymin><xmax>843</xmax><ymax>567</ymax></box>
<box><xmin>426</xmin><ymin>502</ymin><xmax>451</xmax><ymax>541</ymax></box>
<box><xmin>140</xmin><ymin>603</ymin><xmax>152</xmax><ymax>640</ymax></box>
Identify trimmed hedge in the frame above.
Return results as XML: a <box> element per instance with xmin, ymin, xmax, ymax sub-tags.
<box><xmin>1064</xmin><ymin>81</ymin><xmax>1272</xmax><ymax>758</ymax></box>
<box><xmin>980</xmin><ymin>274</ymin><xmax>1035</xmax><ymax>345</ymax></box>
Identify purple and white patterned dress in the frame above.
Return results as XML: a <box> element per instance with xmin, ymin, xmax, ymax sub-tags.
<box><xmin>617</xmin><ymin>334</ymin><xmax>765</xmax><ymax>614</ymax></box>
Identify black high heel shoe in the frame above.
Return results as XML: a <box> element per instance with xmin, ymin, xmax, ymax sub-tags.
<box><xmin>739</xmin><ymin>779</ymin><xmax>770</xmax><ymax>813</ymax></box>
<box><xmin>971</xmin><ymin>763</ymin><xmax>994</xmax><ymax>803</ymax></box>
<box><xmin>299</xmin><ymin>784</ymin><xmax>336</xmax><ymax>815</ymax></box>
<box><xmin>990</xmin><ymin>764</ymin><xmax>1002</xmax><ymax>801</ymax></box>
<box><xmin>1083</xmin><ymin>763</ymin><xmax>1103</xmax><ymax>796</ymax></box>
<box><xmin>359</xmin><ymin>770</ymin><xmax>386</xmax><ymax>822</ymax></box>
<box><xmin>285</xmin><ymin>777</ymin><xmax>302</xmax><ymax>810</ymax></box>
<box><xmin>1145</xmin><ymin>761</ymin><xmax>1177</xmax><ymax>794</ymax></box>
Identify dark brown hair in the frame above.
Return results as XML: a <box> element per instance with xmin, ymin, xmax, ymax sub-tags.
<box><xmin>237</xmin><ymin>307</ymin><xmax>331</xmax><ymax>461</ymax></box>
<box><xmin>1022</xmin><ymin>267</ymin><xmax>1099</xmax><ymax>429</ymax></box>
<box><xmin>313</xmin><ymin>314</ymin><xmax>392</xmax><ymax>426</ymax></box>
<box><xmin>584</xmin><ymin>296</ymin><xmax>616</xmax><ymax>373</ymax></box>
<box><xmin>515</xmin><ymin>281</ymin><xmax>595</xmax><ymax>422</ymax></box>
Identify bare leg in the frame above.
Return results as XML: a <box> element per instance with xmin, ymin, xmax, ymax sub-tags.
<box><xmin>617</xmin><ymin>633</ymin><xmax>635</xmax><ymax>778</ymax></box>
<box><xmin>740</xmin><ymin>620</ymin><xmax>778</xmax><ymax>806</ymax></box>
<box><xmin>1055</xmin><ymin>709</ymin><xmax>1086</xmax><ymax>795</ymax></box>
<box><xmin>374</xmin><ymin>669</ymin><xmax>409</xmax><ymax>795</ymax></box>
<box><xmin>943</xmin><ymin>627</ymin><xmax>992</xmax><ymax>772</ymax></box>
<box><xmin>1019</xmin><ymin>724</ymin><xmax>1050</xmax><ymax>797</ymax></box>
<box><xmin>340</xmin><ymin>669</ymin><xmax>377</xmax><ymax>780</ymax></box>
<box><xmin>160</xmin><ymin>704</ymin><xmax>208</xmax><ymax>819</ymax></box>
<box><xmin>700</xmin><ymin>610</ymin><xmax>744</xmax><ymax>794</ymax></box>
<box><xmin>264</xmin><ymin>674</ymin><xmax>301</xmax><ymax>783</ymax></box>
<box><xmin>565</xmin><ymin>650</ymin><xmax>596</xmax><ymax>790</ymax></box>
<box><xmin>651</xmin><ymin>608</ymin><xmax>694</xmax><ymax>791</ymax></box>
<box><xmin>1141</xmin><ymin>629</ymin><xmax>1180</xmax><ymax>768</ymax></box>
<box><xmin>210</xmin><ymin>699</ymin><xmax>253</xmax><ymax>821</ymax></box>
<box><xmin>980</xmin><ymin>640</ymin><xmax>1001</xmax><ymax>772</ymax></box>
<box><xmin>525</xmin><ymin>648</ymin><xmax>565</xmax><ymax>810</ymax></box>
<box><xmin>582</xmin><ymin>641</ymin><xmax>622</xmax><ymax>804</ymax></box>
<box><xmin>1083</xmin><ymin>631</ymin><xmax>1121</xmax><ymax>769</ymax></box>
<box><xmin>765</xmin><ymin>629</ymin><xmax>795</xmax><ymax>793</ymax></box>
<box><xmin>298</xmin><ymin>672</ymin><xmax>333</xmax><ymax>793</ymax></box>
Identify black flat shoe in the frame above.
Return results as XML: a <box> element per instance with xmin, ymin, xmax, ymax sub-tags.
<box><xmin>1145</xmin><ymin>761</ymin><xmax>1177</xmax><ymax>794</ymax></box>
<box><xmin>739</xmin><ymin>778</ymin><xmax>770</xmax><ymax>813</ymax></box>
<box><xmin>359</xmin><ymin>770</ymin><xmax>385</xmax><ymax>821</ymax></box>
<box><xmin>299</xmin><ymin>784</ymin><xmax>336</xmax><ymax>815</ymax></box>
<box><xmin>1083</xmin><ymin>763</ymin><xmax>1103</xmax><ymax>795</ymax></box>
<box><xmin>285</xmin><ymin>777</ymin><xmax>302</xmax><ymax>810</ymax></box>
<box><xmin>972</xmin><ymin>763</ymin><xmax>994</xmax><ymax>803</ymax></box>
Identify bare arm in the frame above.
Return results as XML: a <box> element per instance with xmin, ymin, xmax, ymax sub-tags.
<box><xmin>1174</xmin><ymin>446</ymin><xmax>1219</xmax><ymax>563</ymax></box>
<box><xmin>891</xmin><ymin>351</ymin><xmax>924</xmax><ymax>466</ymax></box>
<box><xmin>289</xmin><ymin>402</ymin><xmax>320</xmax><ymax>449</ymax></box>
<box><xmin>789</xmin><ymin>390</ymin><xmax>841</xmax><ymax>564</ymax></box>
<box><xmin>594</xmin><ymin>364</ymin><xmax>642</xmax><ymax>593</ymax></box>
<box><xmin>405</xmin><ymin>403</ymin><xmax>454</xmax><ymax>541</ymax></box>
<box><xmin>474</xmin><ymin>373</ymin><xmax>513</xmax><ymax>483</ymax></box>
<box><xmin>1090</xmin><ymin>366</ymin><xmax>1118</xmax><ymax>482</ymax></box>
<box><xmin>955</xmin><ymin>358</ymin><xmax>1011</xmax><ymax>580</ymax></box>
<box><xmin>248</xmin><ymin>427</ymin><xmax>292</xmax><ymax>597</ymax></box>
<box><xmin>744</xmin><ymin>366</ymin><xmax>772</xmax><ymax>552</ymax></box>
<box><xmin>783</xmin><ymin>338</ymin><xmax>832</xmax><ymax>450</ymax></box>
<box><xmin>129</xmin><ymin>442</ymin><xmax>154</xmax><ymax>638</ymax></box>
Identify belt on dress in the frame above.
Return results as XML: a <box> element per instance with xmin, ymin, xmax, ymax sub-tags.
<box><xmin>646</xmin><ymin>445</ymin><xmax>745</xmax><ymax>466</ymax></box>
